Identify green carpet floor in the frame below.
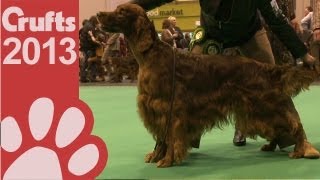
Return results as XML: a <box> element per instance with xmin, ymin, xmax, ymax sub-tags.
<box><xmin>80</xmin><ymin>86</ymin><xmax>320</xmax><ymax>179</ymax></box>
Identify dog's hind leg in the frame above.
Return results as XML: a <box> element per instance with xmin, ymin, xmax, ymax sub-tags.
<box><xmin>289</xmin><ymin>123</ymin><xmax>320</xmax><ymax>159</ymax></box>
<box><xmin>289</xmin><ymin>122</ymin><xmax>309</xmax><ymax>158</ymax></box>
<box><xmin>280</xmin><ymin>99</ymin><xmax>320</xmax><ymax>159</ymax></box>
<box><xmin>261</xmin><ymin>139</ymin><xmax>278</xmax><ymax>152</ymax></box>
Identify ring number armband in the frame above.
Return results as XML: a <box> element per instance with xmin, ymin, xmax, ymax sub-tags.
<box><xmin>189</xmin><ymin>27</ymin><xmax>223</xmax><ymax>55</ymax></box>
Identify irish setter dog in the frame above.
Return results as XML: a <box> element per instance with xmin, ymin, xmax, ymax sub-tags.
<box><xmin>97</xmin><ymin>3</ymin><xmax>320</xmax><ymax>167</ymax></box>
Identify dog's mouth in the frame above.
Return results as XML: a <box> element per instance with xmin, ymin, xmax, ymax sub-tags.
<box><xmin>99</xmin><ymin>24</ymin><xmax>114</xmax><ymax>32</ymax></box>
<box><xmin>102</xmin><ymin>24</ymin><xmax>122</xmax><ymax>33</ymax></box>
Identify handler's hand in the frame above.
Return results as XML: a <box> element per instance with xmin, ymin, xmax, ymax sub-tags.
<box><xmin>314</xmin><ymin>29</ymin><xmax>320</xmax><ymax>41</ymax></box>
<box><xmin>301</xmin><ymin>53</ymin><xmax>316</xmax><ymax>69</ymax></box>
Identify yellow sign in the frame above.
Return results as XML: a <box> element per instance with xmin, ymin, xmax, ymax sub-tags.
<box><xmin>147</xmin><ymin>1</ymin><xmax>200</xmax><ymax>31</ymax></box>
<box><xmin>147</xmin><ymin>8</ymin><xmax>184</xmax><ymax>17</ymax></box>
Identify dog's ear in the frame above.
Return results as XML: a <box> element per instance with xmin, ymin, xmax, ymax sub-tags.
<box><xmin>135</xmin><ymin>16</ymin><xmax>155</xmax><ymax>53</ymax></box>
<box><xmin>150</xmin><ymin>20</ymin><xmax>158</xmax><ymax>40</ymax></box>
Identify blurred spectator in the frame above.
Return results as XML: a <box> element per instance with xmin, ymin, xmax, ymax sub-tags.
<box><xmin>119</xmin><ymin>34</ymin><xmax>128</xmax><ymax>57</ymax></box>
<box><xmin>289</xmin><ymin>13</ymin><xmax>302</xmax><ymax>37</ymax></box>
<box><xmin>102</xmin><ymin>33</ymin><xmax>122</xmax><ymax>82</ymax></box>
<box><xmin>301</xmin><ymin>6</ymin><xmax>314</xmax><ymax>30</ymax></box>
<box><xmin>168</xmin><ymin>16</ymin><xmax>184</xmax><ymax>48</ymax></box>
<box><xmin>79</xmin><ymin>16</ymin><xmax>100</xmax><ymax>82</ymax></box>
<box><xmin>161</xmin><ymin>19</ymin><xmax>178</xmax><ymax>47</ymax></box>
<box><xmin>301</xmin><ymin>6</ymin><xmax>313</xmax><ymax>43</ymax></box>
<box><xmin>87</xmin><ymin>30</ymin><xmax>107</xmax><ymax>82</ymax></box>
<box><xmin>311</xmin><ymin>0</ymin><xmax>320</xmax><ymax>65</ymax></box>
<box><xmin>180</xmin><ymin>33</ymin><xmax>191</xmax><ymax>50</ymax></box>
<box><xmin>103</xmin><ymin>33</ymin><xmax>121</xmax><ymax>60</ymax></box>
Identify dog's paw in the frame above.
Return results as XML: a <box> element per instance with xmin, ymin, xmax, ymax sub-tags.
<box><xmin>173</xmin><ymin>150</ymin><xmax>184</xmax><ymax>164</ymax></box>
<box><xmin>303</xmin><ymin>141</ymin><xmax>320</xmax><ymax>159</ymax></box>
<box><xmin>260</xmin><ymin>144</ymin><xmax>276</xmax><ymax>152</ymax></box>
<box><xmin>1</xmin><ymin>97</ymin><xmax>108</xmax><ymax>180</ymax></box>
<box><xmin>144</xmin><ymin>152</ymin><xmax>155</xmax><ymax>163</ymax></box>
<box><xmin>145</xmin><ymin>143</ymin><xmax>168</xmax><ymax>164</ymax></box>
<box><xmin>289</xmin><ymin>152</ymin><xmax>304</xmax><ymax>159</ymax></box>
<box><xmin>173</xmin><ymin>143</ymin><xmax>187</xmax><ymax>164</ymax></box>
<box><xmin>144</xmin><ymin>150</ymin><xmax>165</xmax><ymax>163</ymax></box>
<box><xmin>156</xmin><ymin>158</ymin><xmax>173</xmax><ymax>168</ymax></box>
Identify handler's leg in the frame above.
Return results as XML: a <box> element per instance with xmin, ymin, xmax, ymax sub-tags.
<box><xmin>239</xmin><ymin>28</ymin><xmax>275</xmax><ymax>65</ymax></box>
<box><xmin>234</xmin><ymin>28</ymin><xmax>275</xmax><ymax>146</ymax></box>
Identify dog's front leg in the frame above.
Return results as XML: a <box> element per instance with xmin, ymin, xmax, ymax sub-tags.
<box><xmin>156</xmin><ymin>121</ymin><xmax>175</xmax><ymax>167</ymax></box>
<box><xmin>261</xmin><ymin>139</ymin><xmax>278</xmax><ymax>152</ymax></box>
<box><xmin>144</xmin><ymin>140</ymin><xmax>175</xmax><ymax>168</ymax></box>
<box><xmin>156</xmin><ymin>142</ymin><xmax>174</xmax><ymax>168</ymax></box>
<box><xmin>156</xmin><ymin>117</ymin><xmax>189</xmax><ymax>167</ymax></box>
<box><xmin>145</xmin><ymin>117</ymin><xmax>189</xmax><ymax>167</ymax></box>
<box><xmin>144</xmin><ymin>141</ymin><xmax>167</xmax><ymax>163</ymax></box>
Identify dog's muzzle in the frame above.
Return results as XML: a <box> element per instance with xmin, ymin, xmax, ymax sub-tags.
<box><xmin>96</xmin><ymin>12</ymin><xmax>104</xmax><ymax>18</ymax></box>
<box><xmin>96</xmin><ymin>12</ymin><xmax>118</xmax><ymax>32</ymax></box>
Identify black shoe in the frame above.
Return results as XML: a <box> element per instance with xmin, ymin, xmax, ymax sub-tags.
<box><xmin>233</xmin><ymin>130</ymin><xmax>246</xmax><ymax>146</ymax></box>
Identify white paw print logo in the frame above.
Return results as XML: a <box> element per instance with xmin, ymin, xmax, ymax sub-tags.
<box><xmin>1</xmin><ymin>97</ymin><xmax>108</xmax><ymax>180</ymax></box>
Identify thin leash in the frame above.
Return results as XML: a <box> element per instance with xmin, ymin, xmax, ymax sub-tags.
<box><xmin>154</xmin><ymin>47</ymin><xmax>177</xmax><ymax>150</ymax></box>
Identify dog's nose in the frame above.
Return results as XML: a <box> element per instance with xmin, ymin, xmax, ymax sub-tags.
<box><xmin>96</xmin><ymin>12</ymin><xmax>102</xmax><ymax>17</ymax></box>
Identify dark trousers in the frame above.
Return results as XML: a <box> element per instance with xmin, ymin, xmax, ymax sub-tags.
<box><xmin>80</xmin><ymin>50</ymin><xmax>95</xmax><ymax>81</ymax></box>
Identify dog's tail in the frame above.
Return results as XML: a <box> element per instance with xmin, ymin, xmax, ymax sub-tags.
<box><xmin>272</xmin><ymin>65</ymin><xmax>319</xmax><ymax>97</ymax></box>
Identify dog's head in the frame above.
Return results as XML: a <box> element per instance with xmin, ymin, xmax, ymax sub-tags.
<box><xmin>97</xmin><ymin>3</ymin><xmax>157</xmax><ymax>53</ymax></box>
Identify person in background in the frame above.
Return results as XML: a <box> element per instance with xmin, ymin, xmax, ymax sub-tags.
<box><xmin>301</xmin><ymin>6</ymin><xmax>314</xmax><ymax>31</ymax></box>
<box><xmin>87</xmin><ymin>30</ymin><xmax>107</xmax><ymax>82</ymax></box>
<box><xmin>130</xmin><ymin>0</ymin><xmax>319</xmax><ymax>158</ymax></box>
<box><xmin>289</xmin><ymin>13</ymin><xmax>302</xmax><ymax>38</ymax></box>
<box><xmin>168</xmin><ymin>16</ymin><xmax>184</xmax><ymax>48</ymax></box>
<box><xmin>119</xmin><ymin>34</ymin><xmax>128</xmax><ymax>57</ymax></box>
<box><xmin>79</xmin><ymin>16</ymin><xmax>100</xmax><ymax>82</ymax></box>
<box><xmin>301</xmin><ymin>6</ymin><xmax>313</xmax><ymax>44</ymax></box>
<box><xmin>102</xmin><ymin>33</ymin><xmax>121</xmax><ymax>82</ymax></box>
<box><xmin>180</xmin><ymin>33</ymin><xmax>192</xmax><ymax>51</ymax></box>
<box><xmin>161</xmin><ymin>19</ymin><xmax>178</xmax><ymax>47</ymax></box>
<box><xmin>311</xmin><ymin>0</ymin><xmax>320</xmax><ymax>65</ymax></box>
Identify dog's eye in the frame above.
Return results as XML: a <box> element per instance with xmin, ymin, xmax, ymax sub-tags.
<box><xmin>118</xmin><ymin>8</ymin><xmax>125</xmax><ymax>14</ymax></box>
<box><xmin>116</xmin><ymin>8</ymin><xmax>127</xmax><ymax>19</ymax></box>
